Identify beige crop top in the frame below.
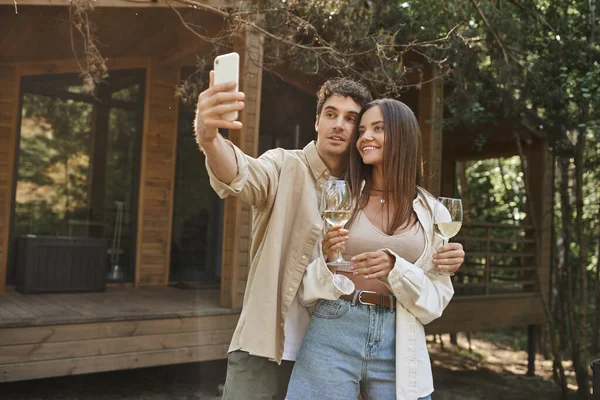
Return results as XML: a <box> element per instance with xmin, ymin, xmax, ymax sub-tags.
<box><xmin>342</xmin><ymin>210</ymin><xmax>426</xmax><ymax>264</ymax></box>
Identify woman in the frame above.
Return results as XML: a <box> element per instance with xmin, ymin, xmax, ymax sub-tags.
<box><xmin>286</xmin><ymin>99</ymin><xmax>463</xmax><ymax>400</ymax></box>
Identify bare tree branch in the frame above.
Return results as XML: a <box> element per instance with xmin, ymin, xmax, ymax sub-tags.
<box><xmin>469</xmin><ymin>0</ymin><xmax>509</xmax><ymax>63</ymax></box>
<box><xmin>64</xmin><ymin>0</ymin><xmax>461</xmax><ymax>101</ymax></box>
<box><xmin>505</xmin><ymin>0</ymin><xmax>559</xmax><ymax>37</ymax></box>
<box><xmin>68</xmin><ymin>0</ymin><xmax>108</xmax><ymax>94</ymax></box>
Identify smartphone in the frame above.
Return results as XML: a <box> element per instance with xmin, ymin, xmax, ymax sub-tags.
<box><xmin>214</xmin><ymin>52</ymin><xmax>240</xmax><ymax>121</ymax></box>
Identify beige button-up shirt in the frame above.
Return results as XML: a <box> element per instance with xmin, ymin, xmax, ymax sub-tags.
<box><xmin>206</xmin><ymin>140</ymin><xmax>329</xmax><ymax>363</ymax></box>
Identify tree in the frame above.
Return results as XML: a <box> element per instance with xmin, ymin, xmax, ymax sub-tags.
<box><xmin>432</xmin><ymin>1</ymin><xmax>599</xmax><ymax>398</ymax></box>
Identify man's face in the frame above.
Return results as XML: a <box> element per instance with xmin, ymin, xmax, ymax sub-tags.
<box><xmin>315</xmin><ymin>95</ymin><xmax>362</xmax><ymax>159</ymax></box>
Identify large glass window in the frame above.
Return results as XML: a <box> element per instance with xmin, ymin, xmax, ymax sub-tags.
<box><xmin>8</xmin><ymin>70</ymin><xmax>145</xmax><ymax>284</ymax></box>
<box><xmin>169</xmin><ymin>68</ymin><xmax>223</xmax><ymax>288</ymax></box>
<box><xmin>258</xmin><ymin>73</ymin><xmax>317</xmax><ymax>154</ymax></box>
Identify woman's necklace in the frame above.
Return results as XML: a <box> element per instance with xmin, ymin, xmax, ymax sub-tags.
<box><xmin>371</xmin><ymin>188</ymin><xmax>386</xmax><ymax>204</ymax></box>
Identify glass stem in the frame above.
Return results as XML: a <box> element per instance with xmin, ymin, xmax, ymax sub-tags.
<box><xmin>336</xmin><ymin>250</ymin><xmax>344</xmax><ymax>263</ymax></box>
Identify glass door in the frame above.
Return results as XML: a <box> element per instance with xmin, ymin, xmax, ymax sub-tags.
<box><xmin>169</xmin><ymin>68</ymin><xmax>223</xmax><ymax>288</ymax></box>
<box><xmin>9</xmin><ymin>70</ymin><xmax>145</xmax><ymax>284</ymax></box>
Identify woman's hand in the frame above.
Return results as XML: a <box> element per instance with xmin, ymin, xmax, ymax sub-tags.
<box><xmin>322</xmin><ymin>225</ymin><xmax>349</xmax><ymax>262</ymax></box>
<box><xmin>432</xmin><ymin>242</ymin><xmax>465</xmax><ymax>274</ymax></box>
<box><xmin>349</xmin><ymin>250</ymin><xmax>395</xmax><ymax>280</ymax></box>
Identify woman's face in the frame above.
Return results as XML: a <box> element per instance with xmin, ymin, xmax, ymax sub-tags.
<box><xmin>356</xmin><ymin>105</ymin><xmax>385</xmax><ymax>166</ymax></box>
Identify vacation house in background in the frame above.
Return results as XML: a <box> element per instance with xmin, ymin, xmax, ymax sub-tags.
<box><xmin>0</xmin><ymin>0</ymin><xmax>552</xmax><ymax>382</ymax></box>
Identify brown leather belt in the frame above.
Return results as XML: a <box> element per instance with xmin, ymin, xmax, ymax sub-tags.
<box><xmin>340</xmin><ymin>290</ymin><xmax>396</xmax><ymax>311</ymax></box>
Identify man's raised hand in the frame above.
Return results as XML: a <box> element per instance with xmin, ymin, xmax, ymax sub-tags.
<box><xmin>194</xmin><ymin>70</ymin><xmax>245</xmax><ymax>146</ymax></box>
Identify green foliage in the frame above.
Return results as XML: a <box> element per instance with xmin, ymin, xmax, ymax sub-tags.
<box><xmin>428</xmin><ymin>2</ymin><xmax>599</xmax><ymax>396</ymax></box>
<box><xmin>15</xmin><ymin>95</ymin><xmax>93</xmax><ymax>236</ymax></box>
<box><xmin>464</xmin><ymin>157</ymin><xmax>527</xmax><ymax>224</ymax></box>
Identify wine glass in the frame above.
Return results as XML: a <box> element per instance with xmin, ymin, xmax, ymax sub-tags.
<box><xmin>431</xmin><ymin>197</ymin><xmax>463</xmax><ymax>276</ymax></box>
<box><xmin>321</xmin><ymin>180</ymin><xmax>354</xmax><ymax>269</ymax></box>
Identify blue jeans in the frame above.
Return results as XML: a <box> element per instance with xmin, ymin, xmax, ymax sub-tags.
<box><xmin>286</xmin><ymin>299</ymin><xmax>432</xmax><ymax>400</ymax></box>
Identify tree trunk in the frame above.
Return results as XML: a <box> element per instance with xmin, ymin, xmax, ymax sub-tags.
<box><xmin>457</xmin><ymin>160</ymin><xmax>472</xmax><ymax>297</ymax></box>
<box><xmin>513</xmin><ymin>131</ymin><xmax>567</xmax><ymax>398</ymax></box>
<box><xmin>592</xmin><ymin>199</ymin><xmax>600</xmax><ymax>356</ymax></box>
<box><xmin>539</xmin><ymin>320</ymin><xmax>550</xmax><ymax>360</ymax></box>
<box><xmin>574</xmin><ymin>119</ymin><xmax>591</xmax><ymax>398</ymax></box>
<box><xmin>457</xmin><ymin>160</ymin><xmax>471</xmax><ymax>221</ymax></box>
<box><xmin>574</xmin><ymin>129</ymin><xmax>588</xmax><ymax>341</ymax></box>
<box><xmin>497</xmin><ymin>159</ymin><xmax>516</xmax><ymax>223</ymax></box>
<box><xmin>559</xmin><ymin>275</ymin><xmax>570</xmax><ymax>355</ymax></box>
<box><xmin>560</xmin><ymin>156</ymin><xmax>590</xmax><ymax>398</ymax></box>
<box><xmin>544</xmin><ymin>154</ymin><xmax>557</xmax><ymax>361</ymax></box>
<box><xmin>555</xmin><ymin>188</ymin><xmax>569</xmax><ymax>355</ymax></box>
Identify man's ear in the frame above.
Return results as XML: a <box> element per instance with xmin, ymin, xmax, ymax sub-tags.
<box><xmin>314</xmin><ymin>114</ymin><xmax>319</xmax><ymax>133</ymax></box>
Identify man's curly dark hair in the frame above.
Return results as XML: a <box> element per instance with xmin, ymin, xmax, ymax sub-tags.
<box><xmin>316</xmin><ymin>78</ymin><xmax>373</xmax><ymax>117</ymax></box>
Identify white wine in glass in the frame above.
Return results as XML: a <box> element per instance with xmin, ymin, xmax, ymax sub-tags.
<box><xmin>434</xmin><ymin>221</ymin><xmax>462</xmax><ymax>239</ymax></box>
<box><xmin>322</xmin><ymin>210</ymin><xmax>353</xmax><ymax>226</ymax></box>
<box><xmin>321</xmin><ymin>180</ymin><xmax>354</xmax><ymax>268</ymax></box>
<box><xmin>432</xmin><ymin>197</ymin><xmax>463</xmax><ymax>276</ymax></box>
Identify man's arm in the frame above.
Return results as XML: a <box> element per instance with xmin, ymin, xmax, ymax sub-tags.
<box><xmin>195</xmin><ymin>70</ymin><xmax>245</xmax><ymax>184</ymax></box>
<box><xmin>196</xmin><ymin>71</ymin><xmax>281</xmax><ymax>208</ymax></box>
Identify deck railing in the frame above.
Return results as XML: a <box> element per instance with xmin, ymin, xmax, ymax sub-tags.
<box><xmin>452</xmin><ymin>222</ymin><xmax>537</xmax><ymax>296</ymax></box>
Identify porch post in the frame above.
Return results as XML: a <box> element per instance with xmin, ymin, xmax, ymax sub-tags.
<box><xmin>440</xmin><ymin>155</ymin><xmax>456</xmax><ymax>197</ymax></box>
<box><xmin>0</xmin><ymin>64</ymin><xmax>20</xmax><ymax>292</ymax></box>
<box><xmin>418</xmin><ymin>64</ymin><xmax>444</xmax><ymax>196</ymax></box>
<box><xmin>134</xmin><ymin>60</ymin><xmax>180</xmax><ymax>286</ymax></box>
<box><xmin>527</xmin><ymin>324</ymin><xmax>537</xmax><ymax>376</ymax></box>
<box><xmin>220</xmin><ymin>28</ymin><xmax>264</xmax><ymax>308</ymax></box>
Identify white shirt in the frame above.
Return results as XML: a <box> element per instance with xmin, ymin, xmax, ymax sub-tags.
<box><xmin>281</xmin><ymin>242</ymin><xmax>317</xmax><ymax>360</ymax></box>
<box><xmin>281</xmin><ymin>294</ymin><xmax>311</xmax><ymax>360</ymax></box>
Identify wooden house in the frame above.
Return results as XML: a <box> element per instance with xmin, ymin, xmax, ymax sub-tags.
<box><xmin>0</xmin><ymin>0</ymin><xmax>551</xmax><ymax>382</ymax></box>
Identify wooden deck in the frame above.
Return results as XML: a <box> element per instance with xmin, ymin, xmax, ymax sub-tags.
<box><xmin>0</xmin><ymin>287</ymin><xmax>546</xmax><ymax>383</ymax></box>
<box><xmin>0</xmin><ymin>287</ymin><xmax>239</xmax><ymax>382</ymax></box>
<box><xmin>0</xmin><ymin>287</ymin><xmax>238</xmax><ymax>327</ymax></box>
<box><xmin>426</xmin><ymin>292</ymin><xmax>545</xmax><ymax>334</ymax></box>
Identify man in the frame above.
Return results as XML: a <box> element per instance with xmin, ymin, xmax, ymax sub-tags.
<box><xmin>195</xmin><ymin>72</ymin><xmax>465</xmax><ymax>400</ymax></box>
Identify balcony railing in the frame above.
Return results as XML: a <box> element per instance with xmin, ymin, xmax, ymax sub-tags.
<box><xmin>452</xmin><ymin>222</ymin><xmax>538</xmax><ymax>296</ymax></box>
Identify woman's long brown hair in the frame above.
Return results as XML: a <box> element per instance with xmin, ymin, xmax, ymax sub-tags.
<box><xmin>347</xmin><ymin>99</ymin><xmax>423</xmax><ymax>235</ymax></box>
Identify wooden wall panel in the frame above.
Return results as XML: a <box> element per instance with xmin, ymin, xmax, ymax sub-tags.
<box><xmin>0</xmin><ymin>64</ymin><xmax>19</xmax><ymax>292</ymax></box>
<box><xmin>219</xmin><ymin>197</ymin><xmax>237</xmax><ymax>308</ymax></box>
<box><xmin>1</xmin><ymin>345</ymin><xmax>231</xmax><ymax>383</ymax></box>
<box><xmin>418</xmin><ymin>64</ymin><xmax>444</xmax><ymax>196</ymax></box>
<box><xmin>426</xmin><ymin>294</ymin><xmax>546</xmax><ymax>334</ymax></box>
<box><xmin>17</xmin><ymin>57</ymin><xmax>149</xmax><ymax>77</ymax></box>
<box><xmin>0</xmin><ymin>0</ymin><xmax>235</xmax><ymax>8</ymax></box>
<box><xmin>135</xmin><ymin>61</ymin><xmax>180</xmax><ymax>286</ymax></box>
<box><xmin>0</xmin><ymin>329</ymin><xmax>235</xmax><ymax>364</ymax></box>
<box><xmin>1</xmin><ymin>345</ymin><xmax>230</xmax><ymax>383</ymax></box>
<box><xmin>0</xmin><ymin>314</ymin><xmax>239</xmax><ymax>346</ymax></box>
<box><xmin>0</xmin><ymin>313</ymin><xmax>238</xmax><ymax>383</ymax></box>
<box><xmin>220</xmin><ymin>29</ymin><xmax>264</xmax><ymax>308</ymax></box>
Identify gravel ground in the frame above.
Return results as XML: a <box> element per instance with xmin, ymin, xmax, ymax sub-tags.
<box><xmin>0</xmin><ymin>361</ymin><xmax>226</xmax><ymax>400</ymax></box>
